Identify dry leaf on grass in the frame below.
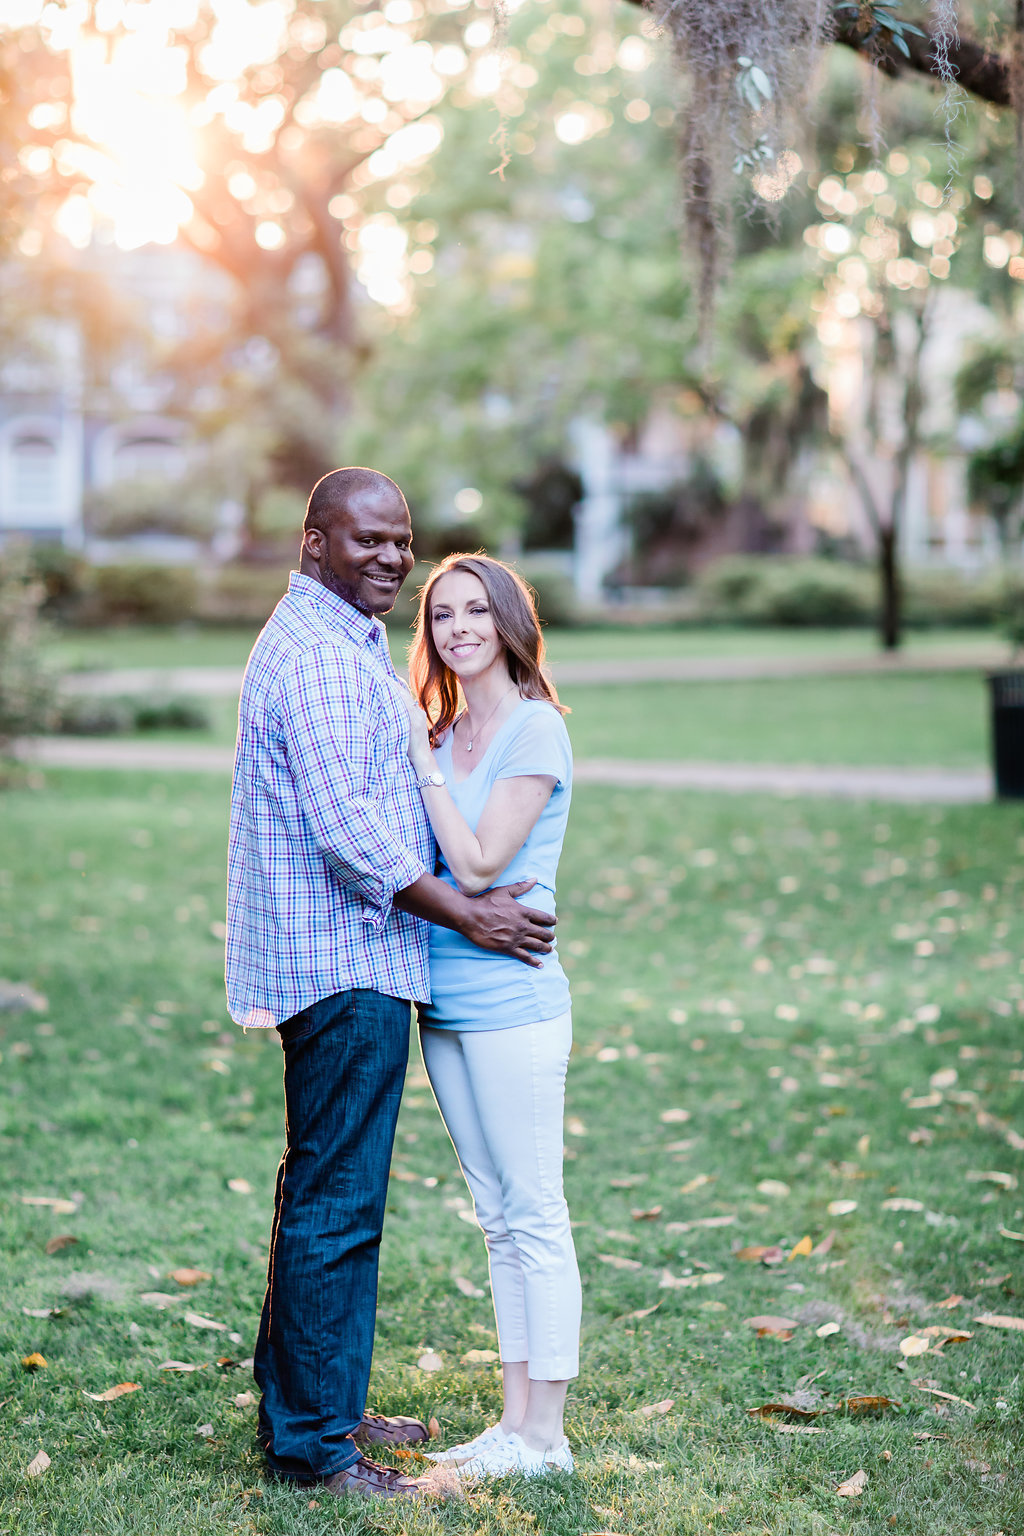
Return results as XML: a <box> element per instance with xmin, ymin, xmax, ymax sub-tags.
<box><xmin>788</xmin><ymin>1235</ymin><xmax>813</xmax><ymax>1260</ymax></box>
<box><xmin>911</xmin><ymin>1380</ymin><xmax>976</xmax><ymax>1410</ymax></box>
<box><xmin>22</xmin><ymin>1307</ymin><xmax>60</xmax><ymax>1319</ymax></box>
<box><xmin>811</xmin><ymin>1229</ymin><xmax>837</xmax><ymax>1257</ymax></box>
<box><xmin>771</xmin><ymin>1423</ymin><xmax>828</xmax><ymax>1435</ymax></box>
<box><xmin>159</xmin><ymin>1361</ymin><xmax>207</xmax><ymax>1372</ymax></box>
<box><xmin>416</xmin><ymin>1352</ymin><xmax>444</xmax><ymax>1372</ymax></box>
<box><xmin>227</xmin><ymin>1178</ymin><xmax>253</xmax><ymax>1195</ymax></box>
<box><xmin>669</xmin><ymin>1214</ymin><xmax>736</xmax><ymax>1233</ymax></box>
<box><xmin>631</xmin><ymin>1206</ymin><xmax>663</xmax><ymax>1222</ymax></box>
<box><xmin>931</xmin><ymin>1294</ymin><xmax>963</xmax><ymax>1310</ymax></box>
<box><xmin>453</xmin><ymin>1276</ymin><xmax>484</xmax><ymax>1298</ymax></box>
<box><xmin>748</xmin><ymin>1402</ymin><xmax>822</xmax><ymax>1421</ymax></box>
<box><xmin>139</xmin><ymin>1292</ymin><xmax>180</xmax><ymax>1308</ymax></box>
<box><xmin>660</xmin><ymin>1108</ymin><xmax>690</xmax><ymax>1124</ymax></box>
<box><xmin>460</xmin><ymin>1348</ymin><xmax>498</xmax><ymax>1364</ymax></box>
<box><xmin>816</xmin><ymin>1321</ymin><xmax>841</xmax><ymax>1338</ymax></box>
<box><xmin>21</xmin><ymin>1195</ymin><xmax>77</xmax><ymax>1215</ymax></box>
<box><xmin>597</xmin><ymin>1253</ymin><xmax>643</xmax><ymax>1271</ymax></box>
<box><xmin>428</xmin><ymin>1416</ymin><xmax>441</xmax><ymax>1438</ymax></box>
<box><xmin>609</xmin><ymin>1175</ymin><xmax>645</xmax><ymax>1189</ymax></box>
<box><xmin>679</xmin><ymin>1174</ymin><xmax>711</xmax><ymax>1195</ymax></box>
<box><xmin>82</xmin><ymin>1382</ymin><xmax>140</xmax><ymax>1402</ymax></box>
<box><xmin>899</xmin><ymin>1334</ymin><xmax>932</xmax><ymax>1357</ymax></box>
<box><xmin>744</xmin><ymin>1315</ymin><xmax>799</xmax><ymax>1339</ymax></box>
<box><xmin>966</xmin><ymin>1170</ymin><xmax>1017</xmax><ymax>1190</ymax></box>
<box><xmin>659</xmin><ymin>1269</ymin><xmax>724</xmax><ymax>1290</ymax></box>
<box><xmin>621</xmin><ymin>1303</ymin><xmax>661</xmax><ymax>1321</ymax></box>
<box><xmin>195</xmin><ymin>1423</ymin><xmax>215</xmax><ymax>1439</ymax></box>
<box><xmin>184</xmin><ymin>1312</ymin><xmax>227</xmax><ymax>1332</ymax></box>
<box><xmin>841</xmin><ymin>1396</ymin><xmax>900</xmax><ymax>1414</ymax></box>
<box><xmin>45</xmin><ymin>1235</ymin><xmax>78</xmax><ymax>1255</ymax></box>
<box><xmin>882</xmin><ymin>1197</ymin><xmax>924</xmax><ymax>1212</ymax></box>
<box><xmin>973</xmin><ymin>1312</ymin><xmax>1024</xmax><ymax>1331</ymax></box>
<box><xmin>836</xmin><ymin>1469</ymin><xmax>868</xmax><ymax>1498</ymax></box>
<box><xmin>170</xmin><ymin>1268</ymin><xmax>211</xmax><ymax>1286</ymax></box>
<box><xmin>998</xmin><ymin>1227</ymin><xmax>1024</xmax><ymax>1242</ymax></box>
<box><xmin>827</xmin><ymin>1199</ymin><xmax>858</xmax><ymax>1217</ymax></box>
<box><xmin>919</xmin><ymin>1326</ymin><xmax>972</xmax><ymax>1346</ymax></box>
<box><xmin>914</xmin><ymin>1431</ymin><xmax>950</xmax><ymax>1441</ymax></box>
<box><xmin>756</xmin><ymin>1179</ymin><xmax>790</xmax><ymax>1199</ymax></box>
<box><xmin>636</xmin><ymin>1398</ymin><xmax>674</xmax><ymax>1418</ymax></box>
<box><xmin>21</xmin><ymin>1353</ymin><xmax>46</xmax><ymax>1370</ymax></box>
<box><xmin>26</xmin><ymin>1450</ymin><xmax>50</xmax><ymax>1478</ymax></box>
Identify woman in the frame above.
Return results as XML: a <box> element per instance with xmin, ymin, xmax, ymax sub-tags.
<box><xmin>397</xmin><ymin>553</ymin><xmax>581</xmax><ymax>1479</ymax></box>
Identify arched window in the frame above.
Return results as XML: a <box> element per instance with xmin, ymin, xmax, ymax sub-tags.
<box><xmin>11</xmin><ymin>432</ymin><xmax>58</xmax><ymax>509</ymax></box>
<box><xmin>112</xmin><ymin>435</ymin><xmax>185</xmax><ymax>483</ymax></box>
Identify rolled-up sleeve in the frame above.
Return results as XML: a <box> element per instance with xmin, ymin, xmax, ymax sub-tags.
<box><xmin>276</xmin><ymin>647</ymin><xmax>427</xmax><ymax>927</ymax></box>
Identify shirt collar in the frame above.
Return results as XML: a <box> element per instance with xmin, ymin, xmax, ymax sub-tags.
<box><xmin>288</xmin><ymin>570</ymin><xmax>387</xmax><ymax>650</ymax></box>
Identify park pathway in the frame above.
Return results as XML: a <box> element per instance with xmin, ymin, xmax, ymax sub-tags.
<box><xmin>59</xmin><ymin>641</ymin><xmax>1008</xmax><ymax>698</ymax></box>
<box><xmin>18</xmin><ymin>736</ymin><xmax>993</xmax><ymax>803</ymax></box>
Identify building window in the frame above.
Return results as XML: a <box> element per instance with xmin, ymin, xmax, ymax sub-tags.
<box><xmin>112</xmin><ymin>435</ymin><xmax>184</xmax><ymax>483</ymax></box>
<box><xmin>11</xmin><ymin>433</ymin><xmax>58</xmax><ymax>508</ymax></box>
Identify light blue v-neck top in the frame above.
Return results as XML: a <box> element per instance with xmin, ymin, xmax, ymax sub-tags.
<box><xmin>419</xmin><ymin>698</ymin><xmax>573</xmax><ymax>1031</ymax></box>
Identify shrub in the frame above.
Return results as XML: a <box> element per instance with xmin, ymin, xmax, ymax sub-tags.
<box><xmin>56</xmin><ymin>695</ymin><xmax>211</xmax><ymax>735</ymax></box>
<box><xmin>0</xmin><ymin>547</ymin><xmax>59</xmax><ymax>754</ymax></box>
<box><xmin>84</xmin><ymin>564</ymin><xmax>199</xmax><ymax>626</ymax></box>
<box><xmin>24</xmin><ymin>543</ymin><xmax>90</xmax><ymax>621</ymax></box>
<box><xmin>902</xmin><ymin>569</ymin><xmax>1000</xmax><ymax>628</ymax></box>
<box><xmin>133</xmin><ymin>697</ymin><xmax>210</xmax><ymax>731</ymax></box>
<box><xmin>696</xmin><ymin>557</ymin><xmax>873</xmax><ymax>627</ymax></box>
<box><xmin>515</xmin><ymin>563</ymin><xmax>578</xmax><ymax>629</ymax></box>
<box><xmin>194</xmin><ymin>565</ymin><xmax>291</xmax><ymax>628</ymax></box>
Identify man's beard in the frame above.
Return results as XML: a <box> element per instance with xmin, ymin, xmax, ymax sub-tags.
<box><xmin>322</xmin><ymin>552</ymin><xmax>374</xmax><ymax>615</ymax></box>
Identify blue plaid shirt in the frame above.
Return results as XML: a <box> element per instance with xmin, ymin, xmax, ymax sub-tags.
<box><xmin>226</xmin><ymin>572</ymin><xmax>432</xmax><ymax>1028</ymax></box>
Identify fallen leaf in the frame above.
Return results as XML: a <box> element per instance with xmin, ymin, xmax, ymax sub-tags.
<box><xmin>609</xmin><ymin>1176</ymin><xmax>645</xmax><ymax>1189</ymax></box>
<box><xmin>226</xmin><ymin>1179</ymin><xmax>253</xmax><ymax>1195</ymax></box>
<box><xmin>659</xmin><ymin>1269</ymin><xmax>724</xmax><ymax>1289</ymax></box>
<box><xmin>637</xmin><ymin>1398</ymin><xmax>674</xmax><ymax>1418</ymax></box>
<box><xmin>841</xmin><ymin>1396</ymin><xmax>900</xmax><ymax>1414</ymax></box>
<box><xmin>679</xmin><ymin>1174</ymin><xmax>711</xmax><ymax>1195</ymax></box>
<box><xmin>566</xmin><ymin>1117</ymin><xmax>587</xmax><ymax>1137</ymax></box>
<box><xmin>621</xmin><ymin>1303</ymin><xmax>661</xmax><ymax>1321</ymax></box>
<box><xmin>21</xmin><ymin>1195</ymin><xmax>77</xmax><ymax>1216</ymax></box>
<box><xmin>453</xmin><ymin>1276</ymin><xmax>484</xmax><ymax>1298</ymax></box>
<box><xmin>816</xmin><ymin>1321</ymin><xmax>841</xmax><ymax>1338</ymax></box>
<box><xmin>234</xmin><ymin>1391</ymin><xmax>255</xmax><ymax>1408</ymax></box>
<box><xmin>21</xmin><ymin>1353</ymin><xmax>47</xmax><ymax>1370</ymax></box>
<box><xmin>597</xmin><ymin>1253</ymin><xmax>643</xmax><ymax>1271</ymax></box>
<box><xmin>919</xmin><ymin>1327</ymin><xmax>972</xmax><ymax>1346</ymax></box>
<box><xmin>973</xmin><ymin>1312</ymin><xmax>1024</xmax><ymax>1332</ymax></box>
<box><xmin>22</xmin><ymin>1307</ymin><xmax>60</xmax><ymax>1319</ymax></box>
<box><xmin>881</xmin><ymin>1197</ymin><xmax>924</xmax><ymax>1212</ymax></box>
<box><xmin>788</xmin><ymin>1235</ymin><xmax>813</xmax><ymax>1260</ymax></box>
<box><xmin>195</xmin><ymin>1423</ymin><xmax>215</xmax><ymax>1439</ymax></box>
<box><xmin>460</xmin><ymin>1348</ymin><xmax>498</xmax><ymax>1364</ymax></box>
<box><xmin>428</xmin><ymin>1416</ymin><xmax>441</xmax><ymax>1438</ymax></box>
<box><xmin>170</xmin><ymin>1268</ymin><xmax>211</xmax><ymax>1286</ymax></box>
<box><xmin>744</xmin><ymin>1314</ymin><xmax>799</xmax><ymax>1339</ymax></box>
<box><xmin>899</xmin><ymin>1334</ymin><xmax>932</xmax><ymax>1357</ymax></box>
<box><xmin>827</xmin><ymin>1199</ymin><xmax>858</xmax><ymax>1216</ymax></box>
<box><xmin>967</xmin><ymin>1170</ymin><xmax>1018</xmax><ymax>1190</ymax></box>
<box><xmin>734</xmin><ymin>1244</ymin><xmax>772</xmax><ymax>1262</ymax></box>
<box><xmin>416</xmin><ymin>1352</ymin><xmax>444</xmax><ymax>1372</ymax></box>
<box><xmin>998</xmin><ymin>1227</ymin><xmax>1024</xmax><ymax>1242</ymax></box>
<box><xmin>184</xmin><ymin>1311</ymin><xmax>227</xmax><ymax>1332</ymax></box>
<box><xmin>911</xmin><ymin>1380</ymin><xmax>976</xmax><ymax>1410</ymax></box>
<box><xmin>930</xmin><ymin>1068</ymin><xmax>958</xmax><ymax>1090</ymax></box>
<box><xmin>978</xmin><ymin>1272</ymin><xmax>1012</xmax><ymax>1286</ymax></box>
<box><xmin>748</xmin><ymin>1402</ymin><xmax>822</xmax><ymax>1421</ymax></box>
<box><xmin>159</xmin><ymin>1360</ymin><xmax>207</xmax><ymax>1372</ymax></box>
<box><xmin>836</xmin><ymin>1469</ymin><xmax>868</xmax><ymax>1498</ymax></box>
<box><xmin>771</xmin><ymin>1423</ymin><xmax>828</xmax><ymax>1434</ymax></box>
<box><xmin>139</xmin><ymin>1292</ymin><xmax>180</xmax><ymax>1308</ymax></box>
<box><xmin>660</xmin><ymin>1108</ymin><xmax>691</xmax><ymax>1124</ymax></box>
<box><xmin>668</xmin><ymin>1214</ymin><xmax>736</xmax><ymax>1233</ymax></box>
<box><xmin>631</xmin><ymin>1206</ymin><xmax>663</xmax><ymax>1221</ymax></box>
<box><xmin>756</xmin><ymin>1179</ymin><xmax>790</xmax><ymax>1198</ymax></box>
<box><xmin>44</xmin><ymin>1234</ymin><xmax>78</xmax><ymax>1255</ymax></box>
<box><xmin>931</xmin><ymin>1294</ymin><xmax>963</xmax><ymax>1310</ymax></box>
<box><xmin>914</xmin><ymin>1431</ymin><xmax>950</xmax><ymax>1440</ymax></box>
<box><xmin>26</xmin><ymin>1450</ymin><xmax>50</xmax><ymax>1478</ymax></box>
<box><xmin>82</xmin><ymin>1382</ymin><xmax>140</xmax><ymax>1402</ymax></box>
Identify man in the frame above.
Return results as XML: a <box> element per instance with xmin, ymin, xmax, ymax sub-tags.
<box><xmin>225</xmin><ymin>467</ymin><xmax>556</xmax><ymax>1502</ymax></box>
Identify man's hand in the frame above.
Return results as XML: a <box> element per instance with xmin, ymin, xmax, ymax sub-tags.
<box><xmin>459</xmin><ymin>878</ymin><xmax>556</xmax><ymax>967</ymax></box>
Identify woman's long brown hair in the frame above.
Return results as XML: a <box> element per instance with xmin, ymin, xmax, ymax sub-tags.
<box><xmin>408</xmin><ymin>554</ymin><xmax>567</xmax><ymax>747</ymax></box>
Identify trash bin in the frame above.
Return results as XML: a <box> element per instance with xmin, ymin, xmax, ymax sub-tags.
<box><xmin>988</xmin><ymin>670</ymin><xmax>1024</xmax><ymax>799</ymax></box>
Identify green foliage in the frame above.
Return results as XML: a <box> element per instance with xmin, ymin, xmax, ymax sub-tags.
<box><xmin>967</xmin><ymin>418</ymin><xmax>1024</xmax><ymax>540</ymax></box>
<box><xmin>83</xmin><ymin>479</ymin><xmax>217</xmax><ymax>542</ymax></box>
<box><xmin>696</xmin><ymin>557</ymin><xmax>874</xmax><ymax>626</ymax></box>
<box><xmin>193</xmin><ymin>565</ymin><xmax>291</xmax><ymax>628</ymax></box>
<box><xmin>55</xmin><ymin>696</ymin><xmax>212</xmax><ymax>736</ymax></box>
<box><xmin>0</xmin><ymin>546</ymin><xmax>58</xmax><ymax>753</ymax></box>
<box><xmin>83</xmin><ymin>565</ymin><xmax>199</xmax><ymax>628</ymax></box>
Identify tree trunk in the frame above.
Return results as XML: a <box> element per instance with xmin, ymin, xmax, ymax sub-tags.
<box><xmin>878</xmin><ymin>523</ymin><xmax>901</xmax><ymax>651</ymax></box>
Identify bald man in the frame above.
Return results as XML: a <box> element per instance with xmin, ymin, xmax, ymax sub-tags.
<box><xmin>226</xmin><ymin>468</ymin><xmax>556</xmax><ymax>1501</ymax></box>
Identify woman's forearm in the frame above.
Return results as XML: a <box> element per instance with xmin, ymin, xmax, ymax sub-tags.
<box><xmin>416</xmin><ymin>778</ymin><xmax>493</xmax><ymax>894</ymax></box>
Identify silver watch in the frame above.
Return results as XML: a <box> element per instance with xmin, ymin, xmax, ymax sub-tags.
<box><xmin>416</xmin><ymin>770</ymin><xmax>446</xmax><ymax>790</ymax></box>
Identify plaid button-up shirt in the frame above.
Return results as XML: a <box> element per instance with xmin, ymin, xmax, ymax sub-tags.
<box><xmin>226</xmin><ymin>572</ymin><xmax>432</xmax><ymax>1028</ymax></box>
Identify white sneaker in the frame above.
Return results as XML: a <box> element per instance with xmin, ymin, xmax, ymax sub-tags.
<box><xmin>456</xmin><ymin>1430</ymin><xmax>574</xmax><ymax>1479</ymax></box>
<box><xmin>424</xmin><ymin>1423</ymin><xmax>507</xmax><ymax>1464</ymax></box>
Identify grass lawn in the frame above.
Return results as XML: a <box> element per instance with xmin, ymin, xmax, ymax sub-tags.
<box><xmin>2</xmin><ymin>771</ymin><xmax>1023</xmax><ymax>1534</ymax></box>
<box><xmin>45</xmin><ymin>624</ymin><xmax>1004</xmax><ymax>676</ymax></box>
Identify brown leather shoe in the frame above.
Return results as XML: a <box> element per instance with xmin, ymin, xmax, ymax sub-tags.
<box><xmin>322</xmin><ymin>1455</ymin><xmax>423</xmax><ymax>1501</ymax></box>
<box><xmin>354</xmin><ymin>1412</ymin><xmax>430</xmax><ymax>1447</ymax></box>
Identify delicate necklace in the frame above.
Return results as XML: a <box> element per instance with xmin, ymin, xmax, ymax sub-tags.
<box><xmin>462</xmin><ymin>685</ymin><xmax>517</xmax><ymax>752</ymax></box>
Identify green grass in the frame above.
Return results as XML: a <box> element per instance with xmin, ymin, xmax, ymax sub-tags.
<box><xmin>561</xmin><ymin>673</ymin><xmax>990</xmax><ymax>768</ymax></box>
<box><xmin>2</xmin><ymin>772</ymin><xmax>1023</xmax><ymax>1533</ymax></box>
<box><xmin>45</xmin><ymin>624</ymin><xmax>1004</xmax><ymax>676</ymax></box>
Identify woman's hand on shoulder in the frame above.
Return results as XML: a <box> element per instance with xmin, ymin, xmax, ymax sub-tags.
<box><xmin>391</xmin><ymin>678</ymin><xmax>434</xmax><ymax>770</ymax></box>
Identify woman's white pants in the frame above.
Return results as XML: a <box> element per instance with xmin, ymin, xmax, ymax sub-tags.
<box><xmin>419</xmin><ymin>1010</ymin><xmax>580</xmax><ymax>1380</ymax></box>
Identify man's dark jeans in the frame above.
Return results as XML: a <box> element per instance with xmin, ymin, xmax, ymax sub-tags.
<box><xmin>254</xmin><ymin>988</ymin><xmax>411</xmax><ymax>1481</ymax></box>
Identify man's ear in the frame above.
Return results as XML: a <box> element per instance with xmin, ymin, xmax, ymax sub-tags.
<box><xmin>302</xmin><ymin>529</ymin><xmax>323</xmax><ymax>561</ymax></box>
